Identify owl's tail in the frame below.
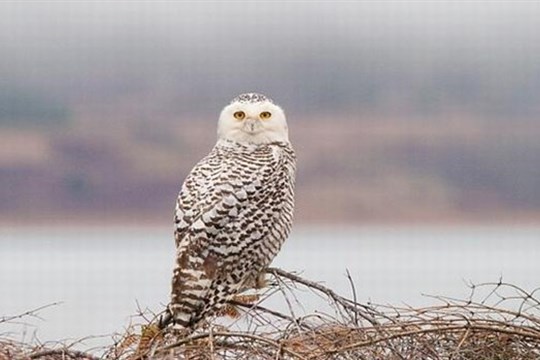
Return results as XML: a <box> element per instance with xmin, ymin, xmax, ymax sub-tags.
<box><xmin>167</xmin><ymin>303</ymin><xmax>198</xmax><ymax>333</ymax></box>
<box><xmin>157</xmin><ymin>309</ymin><xmax>173</xmax><ymax>329</ymax></box>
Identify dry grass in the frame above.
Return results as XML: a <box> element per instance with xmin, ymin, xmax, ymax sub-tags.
<box><xmin>2</xmin><ymin>268</ymin><xmax>540</xmax><ymax>359</ymax></box>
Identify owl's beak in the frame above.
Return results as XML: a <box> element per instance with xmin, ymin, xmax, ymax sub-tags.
<box><xmin>243</xmin><ymin>118</ymin><xmax>260</xmax><ymax>134</ymax></box>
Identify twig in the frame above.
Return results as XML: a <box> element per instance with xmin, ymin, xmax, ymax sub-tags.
<box><xmin>345</xmin><ymin>269</ymin><xmax>359</xmax><ymax>326</ymax></box>
<box><xmin>155</xmin><ymin>331</ymin><xmax>308</xmax><ymax>360</ymax></box>
<box><xmin>267</xmin><ymin>267</ymin><xmax>380</xmax><ymax>326</ymax></box>
<box><xmin>28</xmin><ymin>348</ymin><xmax>101</xmax><ymax>360</ymax></box>
<box><xmin>313</xmin><ymin>323</ymin><xmax>540</xmax><ymax>359</ymax></box>
<box><xmin>231</xmin><ymin>300</ymin><xmax>312</xmax><ymax>330</ymax></box>
<box><xmin>1</xmin><ymin>302</ymin><xmax>62</xmax><ymax>324</ymax></box>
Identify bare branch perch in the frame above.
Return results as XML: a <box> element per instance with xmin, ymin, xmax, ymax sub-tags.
<box><xmin>3</xmin><ymin>269</ymin><xmax>540</xmax><ymax>359</ymax></box>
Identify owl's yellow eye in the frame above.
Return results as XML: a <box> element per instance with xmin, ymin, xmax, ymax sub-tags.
<box><xmin>259</xmin><ymin>111</ymin><xmax>272</xmax><ymax>120</ymax></box>
<box><xmin>233</xmin><ymin>111</ymin><xmax>245</xmax><ymax>120</ymax></box>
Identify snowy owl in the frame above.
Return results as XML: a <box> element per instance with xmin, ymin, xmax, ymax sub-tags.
<box><xmin>169</xmin><ymin>93</ymin><xmax>296</xmax><ymax>330</ymax></box>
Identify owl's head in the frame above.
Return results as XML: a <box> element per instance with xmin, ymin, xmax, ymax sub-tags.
<box><xmin>217</xmin><ymin>93</ymin><xmax>289</xmax><ymax>144</ymax></box>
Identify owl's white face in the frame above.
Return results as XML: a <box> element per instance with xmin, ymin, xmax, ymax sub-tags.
<box><xmin>217</xmin><ymin>93</ymin><xmax>289</xmax><ymax>144</ymax></box>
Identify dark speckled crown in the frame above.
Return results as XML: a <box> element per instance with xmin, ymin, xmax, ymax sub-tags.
<box><xmin>231</xmin><ymin>93</ymin><xmax>274</xmax><ymax>104</ymax></box>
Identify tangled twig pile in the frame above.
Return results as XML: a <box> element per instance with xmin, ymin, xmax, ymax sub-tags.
<box><xmin>2</xmin><ymin>268</ymin><xmax>540</xmax><ymax>359</ymax></box>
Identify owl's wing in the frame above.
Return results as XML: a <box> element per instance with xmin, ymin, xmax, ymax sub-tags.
<box><xmin>170</xmin><ymin>145</ymin><xmax>287</xmax><ymax>328</ymax></box>
<box><xmin>173</xmin><ymin>156</ymin><xmax>219</xmax><ymax>248</ymax></box>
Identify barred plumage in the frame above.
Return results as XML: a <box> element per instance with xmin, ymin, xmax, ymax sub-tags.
<box><xmin>169</xmin><ymin>93</ymin><xmax>296</xmax><ymax>330</ymax></box>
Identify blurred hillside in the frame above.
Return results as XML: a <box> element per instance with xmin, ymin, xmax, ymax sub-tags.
<box><xmin>2</xmin><ymin>111</ymin><xmax>539</xmax><ymax>224</ymax></box>
<box><xmin>1</xmin><ymin>1</ymin><xmax>539</xmax><ymax>224</ymax></box>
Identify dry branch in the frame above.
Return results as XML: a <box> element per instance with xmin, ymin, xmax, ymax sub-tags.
<box><xmin>2</xmin><ymin>269</ymin><xmax>540</xmax><ymax>359</ymax></box>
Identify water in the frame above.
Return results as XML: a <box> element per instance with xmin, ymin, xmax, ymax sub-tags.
<box><xmin>1</xmin><ymin>225</ymin><xmax>539</xmax><ymax>349</ymax></box>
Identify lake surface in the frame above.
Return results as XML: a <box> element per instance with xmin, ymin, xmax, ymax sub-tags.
<box><xmin>1</xmin><ymin>225</ymin><xmax>539</xmax><ymax>349</ymax></box>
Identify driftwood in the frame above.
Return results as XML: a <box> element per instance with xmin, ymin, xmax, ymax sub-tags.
<box><xmin>2</xmin><ymin>269</ymin><xmax>540</xmax><ymax>359</ymax></box>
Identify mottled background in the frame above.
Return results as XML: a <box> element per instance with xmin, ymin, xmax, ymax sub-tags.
<box><xmin>2</xmin><ymin>2</ymin><xmax>540</xmax><ymax>346</ymax></box>
<box><xmin>1</xmin><ymin>1</ymin><xmax>539</xmax><ymax>225</ymax></box>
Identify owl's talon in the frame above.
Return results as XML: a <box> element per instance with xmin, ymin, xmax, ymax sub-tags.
<box><xmin>216</xmin><ymin>294</ymin><xmax>261</xmax><ymax>319</ymax></box>
<box><xmin>215</xmin><ymin>304</ymin><xmax>241</xmax><ymax>318</ymax></box>
<box><xmin>232</xmin><ymin>294</ymin><xmax>260</xmax><ymax>304</ymax></box>
<box><xmin>256</xmin><ymin>273</ymin><xmax>268</xmax><ymax>289</ymax></box>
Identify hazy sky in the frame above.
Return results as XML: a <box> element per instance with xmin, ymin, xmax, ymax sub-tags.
<box><xmin>1</xmin><ymin>1</ymin><xmax>539</xmax><ymax>115</ymax></box>
<box><xmin>2</xmin><ymin>1</ymin><xmax>538</xmax><ymax>44</ymax></box>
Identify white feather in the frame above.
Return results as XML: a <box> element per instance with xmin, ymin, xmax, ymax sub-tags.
<box><xmin>217</xmin><ymin>100</ymin><xmax>290</xmax><ymax>144</ymax></box>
